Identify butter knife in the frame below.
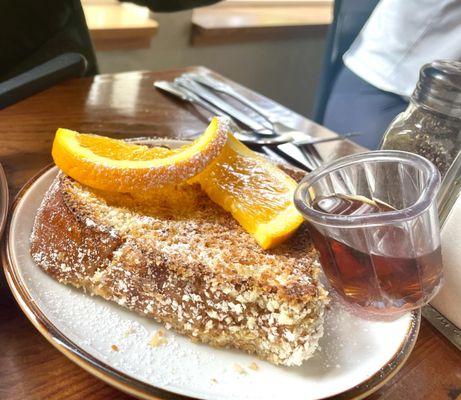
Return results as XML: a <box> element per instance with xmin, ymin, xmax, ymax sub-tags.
<box><xmin>174</xmin><ymin>76</ymin><xmax>318</xmax><ymax>170</ymax></box>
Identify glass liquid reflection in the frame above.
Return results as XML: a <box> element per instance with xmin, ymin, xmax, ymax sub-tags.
<box><xmin>309</xmin><ymin>194</ymin><xmax>443</xmax><ymax>317</ymax></box>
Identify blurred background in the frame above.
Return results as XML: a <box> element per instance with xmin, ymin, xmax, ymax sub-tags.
<box><xmin>83</xmin><ymin>0</ymin><xmax>332</xmax><ymax>117</ymax></box>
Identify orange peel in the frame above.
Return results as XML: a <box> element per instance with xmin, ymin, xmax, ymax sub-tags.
<box><xmin>51</xmin><ymin>117</ymin><xmax>229</xmax><ymax>192</ymax></box>
<box><xmin>192</xmin><ymin>134</ymin><xmax>303</xmax><ymax>249</ymax></box>
<box><xmin>52</xmin><ymin>117</ymin><xmax>303</xmax><ymax>249</ymax></box>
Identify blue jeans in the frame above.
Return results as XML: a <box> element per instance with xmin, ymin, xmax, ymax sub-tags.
<box><xmin>323</xmin><ymin>66</ymin><xmax>408</xmax><ymax>149</ymax></box>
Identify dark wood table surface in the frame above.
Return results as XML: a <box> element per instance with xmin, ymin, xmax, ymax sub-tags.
<box><xmin>1</xmin><ymin>67</ymin><xmax>460</xmax><ymax>400</ymax></box>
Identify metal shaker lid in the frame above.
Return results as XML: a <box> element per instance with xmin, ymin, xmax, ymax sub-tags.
<box><xmin>413</xmin><ymin>60</ymin><xmax>461</xmax><ymax>119</ymax></box>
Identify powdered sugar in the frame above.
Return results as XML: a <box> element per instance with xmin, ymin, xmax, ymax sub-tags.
<box><xmin>23</xmin><ymin>271</ymin><xmax>414</xmax><ymax>399</ymax></box>
<box><xmin>11</xmin><ymin>155</ymin><xmax>417</xmax><ymax>400</ymax></box>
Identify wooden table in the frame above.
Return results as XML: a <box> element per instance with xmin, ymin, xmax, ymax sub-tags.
<box><xmin>83</xmin><ymin>3</ymin><xmax>158</xmax><ymax>50</ymax></box>
<box><xmin>0</xmin><ymin>67</ymin><xmax>460</xmax><ymax>400</ymax></box>
<box><xmin>192</xmin><ymin>3</ymin><xmax>331</xmax><ymax>45</ymax></box>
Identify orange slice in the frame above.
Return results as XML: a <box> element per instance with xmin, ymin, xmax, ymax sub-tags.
<box><xmin>192</xmin><ymin>134</ymin><xmax>304</xmax><ymax>249</ymax></box>
<box><xmin>51</xmin><ymin>118</ymin><xmax>228</xmax><ymax>192</ymax></box>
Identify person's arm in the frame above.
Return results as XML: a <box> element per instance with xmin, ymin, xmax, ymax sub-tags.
<box><xmin>119</xmin><ymin>0</ymin><xmax>222</xmax><ymax>12</ymax></box>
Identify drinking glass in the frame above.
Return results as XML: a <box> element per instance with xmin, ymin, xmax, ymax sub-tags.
<box><xmin>294</xmin><ymin>150</ymin><xmax>443</xmax><ymax>318</ymax></box>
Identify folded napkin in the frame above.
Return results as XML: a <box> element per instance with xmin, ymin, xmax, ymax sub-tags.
<box><xmin>431</xmin><ymin>197</ymin><xmax>461</xmax><ymax>329</ymax></box>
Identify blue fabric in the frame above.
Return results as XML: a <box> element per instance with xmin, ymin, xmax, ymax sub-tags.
<box><xmin>323</xmin><ymin>66</ymin><xmax>409</xmax><ymax>149</ymax></box>
<box><xmin>313</xmin><ymin>0</ymin><xmax>380</xmax><ymax>123</ymax></box>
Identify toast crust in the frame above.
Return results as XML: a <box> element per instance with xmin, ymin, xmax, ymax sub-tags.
<box><xmin>30</xmin><ymin>167</ymin><xmax>328</xmax><ymax>366</ymax></box>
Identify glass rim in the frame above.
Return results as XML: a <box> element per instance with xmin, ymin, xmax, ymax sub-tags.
<box><xmin>294</xmin><ymin>150</ymin><xmax>441</xmax><ymax>228</ymax></box>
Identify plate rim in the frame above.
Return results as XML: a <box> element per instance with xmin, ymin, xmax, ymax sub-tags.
<box><xmin>2</xmin><ymin>156</ymin><xmax>421</xmax><ymax>400</ymax></box>
<box><xmin>0</xmin><ymin>162</ymin><xmax>8</xmax><ymax>240</ymax></box>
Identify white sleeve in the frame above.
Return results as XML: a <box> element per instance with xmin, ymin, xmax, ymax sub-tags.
<box><xmin>343</xmin><ymin>0</ymin><xmax>461</xmax><ymax>97</ymax></box>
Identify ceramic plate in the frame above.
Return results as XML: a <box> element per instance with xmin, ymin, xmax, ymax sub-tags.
<box><xmin>3</xmin><ymin>140</ymin><xmax>420</xmax><ymax>400</ymax></box>
<box><xmin>0</xmin><ymin>162</ymin><xmax>8</xmax><ymax>239</ymax></box>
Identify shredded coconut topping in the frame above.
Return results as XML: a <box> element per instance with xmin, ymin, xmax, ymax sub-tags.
<box><xmin>30</xmin><ymin>164</ymin><xmax>328</xmax><ymax>366</ymax></box>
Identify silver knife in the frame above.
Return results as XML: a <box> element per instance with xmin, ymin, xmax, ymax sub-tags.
<box><xmin>174</xmin><ymin>76</ymin><xmax>316</xmax><ymax>170</ymax></box>
<box><xmin>183</xmin><ymin>72</ymin><xmax>274</xmax><ymax>124</ymax></box>
<box><xmin>175</xmin><ymin>77</ymin><xmax>273</xmax><ymax>133</ymax></box>
<box><xmin>183</xmin><ymin>73</ymin><xmax>326</xmax><ymax>168</ymax></box>
<box><xmin>154</xmin><ymin>80</ymin><xmax>226</xmax><ymax>117</ymax></box>
<box><xmin>155</xmin><ymin>80</ymin><xmax>278</xmax><ymax>145</ymax></box>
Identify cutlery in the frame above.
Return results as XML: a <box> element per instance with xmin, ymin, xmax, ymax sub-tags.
<box><xmin>183</xmin><ymin>73</ymin><xmax>325</xmax><ymax>168</ymax></box>
<box><xmin>155</xmin><ymin>79</ymin><xmax>322</xmax><ymax>171</ymax></box>
<box><xmin>154</xmin><ymin>81</ymin><xmax>225</xmax><ymax>117</ymax></box>
<box><xmin>185</xmin><ymin>73</ymin><xmax>325</xmax><ymax>141</ymax></box>
<box><xmin>183</xmin><ymin>72</ymin><xmax>277</xmax><ymax>129</ymax></box>
<box><xmin>174</xmin><ymin>77</ymin><xmax>320</xmax><ymax>171</ymax></box>
<box><xmin>184</xmin><ymin>75</ymin><xmax>357</xmax><ymax>190</ymax></box>
<box><xmin>174</xmin><ymin>77</ymin><xmax>273</xmax><ymax>133</ymax></box>
<box><xmin>155</xmin><ymin>80</ymin><xmax>276</xmax><ymax>145</ymax></box>
<box><xmin>157</xmin><ymin>78</ymin><xmax>359</xmax><ymax>147</ymax></box>
<box><xmin>234</xmin><ymin>131</ymin><xmax>363</xmax><ymax>147</ymax></box>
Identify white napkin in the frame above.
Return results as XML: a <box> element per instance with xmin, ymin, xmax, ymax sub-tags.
<box><xmin>431</xmin><ymin>197</ymin><xmax>461</xmax><ymax>329</ymax></box>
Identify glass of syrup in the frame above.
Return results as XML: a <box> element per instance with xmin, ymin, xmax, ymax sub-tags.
<box><xmin>294</xmin><ymin>150</ymin><xmax>443</xmax><ymax>319</ymax></box>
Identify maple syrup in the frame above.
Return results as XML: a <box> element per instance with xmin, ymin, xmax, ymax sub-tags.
<box><xmin>308</xmin><ymin>194</ymin><xmax>443</xmax><ymax>316</ymax></box>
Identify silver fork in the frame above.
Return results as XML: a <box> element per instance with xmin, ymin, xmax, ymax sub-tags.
<box><xmin>156</xmin><ymin>78</ymin><xmax>321</xmax><ymax>170</ymax></box>
<box><xmin>185</xmin><ymin>72</ymin><xmax>320</xmax><ymax>140</ymax></box>
<box><xmin>184</xmin><ymin>73</ymin><xmax>324</xmax><ymax>168</ymax></box>
<box><xmin>155</xmin><ymin>81</ymin><xmax>362</xmax><ymax>146</ymax></box>
<box><xmin>177</xmin><ymin>76</ymin><xmax>324</xmax><ymax>170</ymax></box>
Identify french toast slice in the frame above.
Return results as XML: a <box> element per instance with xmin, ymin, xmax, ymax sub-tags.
<box><xmin>30</xmin><ymin>167</ymin><xmax>328</xmax><ymax>366</ymax></box>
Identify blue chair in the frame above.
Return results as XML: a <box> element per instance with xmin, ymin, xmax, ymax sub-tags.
<box><xmin>312</xmin><ymin>0</ymin><xmax>380</xmax><ymax>124</ymax></box>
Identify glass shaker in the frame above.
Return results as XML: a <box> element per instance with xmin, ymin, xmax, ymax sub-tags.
<box><xmin>381</xmin><ymin>60</ymin><xmax>461</xmax><ymax>177</ymax></box>
<box><xmin>430</xmin><ymin>152</ymin><xmax>461</xmax><ymax>329</ymax></box>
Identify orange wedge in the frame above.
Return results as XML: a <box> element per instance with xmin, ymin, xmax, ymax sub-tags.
<box><xmin>192</xmin><ymin>134</ymin><xmax>304</xmax><ymax>249</ymax></box>
<box><xmin>51</xmin><ymin>118</ymin><xmax>228</xmax><ymax>192</ymax></box>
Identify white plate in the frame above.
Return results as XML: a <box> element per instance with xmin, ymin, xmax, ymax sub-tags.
<box><xmin>3</xmin><ymin>143</ymin><xmax>419</xmax><ymax>400</ymax></box>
